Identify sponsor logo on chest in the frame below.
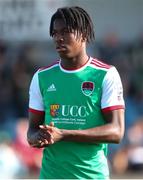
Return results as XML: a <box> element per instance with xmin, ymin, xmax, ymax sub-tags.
<box><xmin>50</xmin><ymin>104</ymin><xmax>87</xmax><ymax>118</ymax></box>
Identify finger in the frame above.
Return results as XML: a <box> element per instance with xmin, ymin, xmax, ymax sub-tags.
<box><xmin>49</xmin><ymin>122</ymin><xmax>54</xmax><ymax>127</ymax></box>
<box><xmin>36</xmin><ymin>139</ymin><xmax>52</xmax><ymax>147</ymax></box>
<box><xmin>39</xmin><ymin>130</ymin><xmax>52</xmax><ymax>140</ymax></box>
<box><xmin>40</xmin><ymin>143</ymin><xmax>49</xmax><ymax>148</ymax></box>
<box><xmin>39</xmin><ymin>132</ymin><xmax>54</xmax><ymax>145</ymax></box>
<box><xmin>43</xmin><ymin>139</ymin><xmax>49</xmax><ymax>145</ymax></box>
<box><xmin>39</xmin><ymin>125</ymin><xmax>53</xmax><ymax>133</ymax></box>
<box><xmin>38</xmin><ymin>131</ymin><xmax>53</xmax><ymax>145</ymax></box>
<box><xmin>39</xmin><ymin>125</ymin><xmax>47</xmax><ymax>129</ymax></box>
<box><xmin>49</xmin><ymin>139</ymin><xmax>54</xmax><ymax>144</ymax></box>
<box><xmin>39</xmin><ymin>124</ymin><xmax>54</xmax><ymax>129</ymax></box>
<box><xmin>40</xmin><ymin>141</ymin><xmax>46</xmax><ymax>147</ymax></box>
<box><xmin>32</xmin><ymin>139</ymin><xmax>49</xmax><ymax>148</ymax></box>
<box><xmin>39</xmin><ymin>125</ymin><xmax>52</xmax><ymax>130</ymax></box>
<box><xmin>31</xmin><ymin>141</ymin><xmax>42</xmax><ymax>148</ymax></box>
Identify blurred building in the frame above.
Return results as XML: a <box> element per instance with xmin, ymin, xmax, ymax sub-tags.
<box><xmin>0</xmin><ymin>0</ymin><xmax>143</xmax><ymax>42</ymax></box>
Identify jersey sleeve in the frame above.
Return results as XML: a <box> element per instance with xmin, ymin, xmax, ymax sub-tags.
<box><xmin>29</xmin><ymin>70</ymin><xmax>45</xmax><ymax>114</ymax></box>
<box><xmin>101</xmin><ymin>66</ymin><xmax>125</xmax><ymax>113</ymax></box>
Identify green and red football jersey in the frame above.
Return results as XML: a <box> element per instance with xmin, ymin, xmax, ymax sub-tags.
<box><xmin>29</xmin><ymin>57</ymin><xmax>125</xmax><ymax>179</ymax></box>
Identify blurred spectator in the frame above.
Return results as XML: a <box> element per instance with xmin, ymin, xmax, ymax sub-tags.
<box><xmin>98</xmin><ymin>32</ymin><xmax>123</xmax><ymax>64</ymax></box>
<box><xmin>0</xmin><ymin>131</ymin><xmax>27</xmax><ymax>178</ymax></box>
<box><xmin>12</xmin><ymin>118</ymin><xmax>43</xmax><ymax>176</ymax></box>
<box><xmin>12</xmin><ymin>44</ymin><xmax>39</xmax><ymax>118</ymax></box>
<box><xmin>127</xmin><ymin>118</ymin><xmax>143</xmax><ymax>171</ymax></box>
<box><xmin>0</xmin><ymin>40</ymin><xmax>17</xmax><ymax>139</ymax></box>
<box><xmin>112</xmin><ymin>117</ymin><xmax>143</xmax><ymax>174</ymax></box>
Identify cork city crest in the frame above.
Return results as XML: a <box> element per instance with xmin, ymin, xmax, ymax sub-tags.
<box><xmin>81</xmin><ymin>81</ymin><xmax>94</xmax><ymax>96</ymax></box>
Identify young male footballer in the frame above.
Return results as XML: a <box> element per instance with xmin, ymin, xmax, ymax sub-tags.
<box><xmin>27</xmin><ymin>6</ymin><xmax>125</xmax><ymax>179</ymax></box>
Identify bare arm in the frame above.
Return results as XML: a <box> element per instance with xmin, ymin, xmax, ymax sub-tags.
<box><xmin>62</xmin><ymin>109</ymin><xmax>124</xmax><ymax>143</ymax></box>
<box><xmin>40</xmin><ymin>109</ymin><xmax>125</xmax><ymax>144</ymax></box>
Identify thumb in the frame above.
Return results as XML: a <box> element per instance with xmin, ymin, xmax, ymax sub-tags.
<box><xmin>39</xmin><ymin>125</ymin><xmax>45</xmax><ymax>129</ymax></box>
<box><xmin>49</xmin><ymin>122</ymin><xmax>54</xmax><ymax>127</ymax></box>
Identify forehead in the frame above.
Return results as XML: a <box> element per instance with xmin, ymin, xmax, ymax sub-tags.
<box><xmin>53</xmin><ymin>19</ymin><xmax>67</xmax><ymax>30</ymax></box>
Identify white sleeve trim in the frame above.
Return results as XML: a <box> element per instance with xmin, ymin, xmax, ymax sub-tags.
<box><xmin>29</xmin><ymin>70</ymin><xmax>44</xmax><ymax>111</ymax></box>
<box><xmin>101</xmin><ymin>66</ymin><xmax>125</xmax><ymax>109</ymax></box>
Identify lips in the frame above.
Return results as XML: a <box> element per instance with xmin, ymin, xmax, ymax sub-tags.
<box><xmin>56</xmin><ymin>45</ymin><xmax>67</xmax><ymax>52</ymax></box>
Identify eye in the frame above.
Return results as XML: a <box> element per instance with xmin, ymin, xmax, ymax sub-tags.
<box><xmin>63</xmin><ymin>29</ymin><xmax>69</xmax><ymax>34</ymax></box>
<box><xmin>52</xmin><ymin>30</ymin><xmax>57</xmax><ymax>37</ymax></box>
<box><xmin>62</xmin><ymin>28</ymin><xmax>71</xmax><ymax>35</ymax></box>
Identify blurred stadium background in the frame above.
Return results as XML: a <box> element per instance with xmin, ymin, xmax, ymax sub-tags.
<box><xmin>0</xmin><ymin>0</ymin><xmax>143</xmax><ymax>179</ymax></box>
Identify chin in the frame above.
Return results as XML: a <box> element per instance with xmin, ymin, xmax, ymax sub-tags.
<box><xmin>59</xmin><ymin>52</ymin><xmax>72</xmax><ymax>59</ymax></box>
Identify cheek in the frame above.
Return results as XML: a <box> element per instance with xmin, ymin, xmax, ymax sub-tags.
<box><xmin>72</xmin><ymin>42</ymin><xmax>83</xmax><ymax>52</ymax></box>
<box><xmin>69</xmin><ymin>38</ymin><xmax>82</xmax><ymax>48</ymax></box>
<box><xmin>67</xmin><ymin>34</ymin><xmax>80</xmax><ymax>46</ymax></box>
<box><xmin>66</xmin><ymin>35</ymin><xmax>83</xmax><ymax>53</ymax></box>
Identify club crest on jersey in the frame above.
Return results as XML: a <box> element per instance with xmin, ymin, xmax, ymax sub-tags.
<box><xmin>81</xmin><ymin>81</ymin><xmax>94</xmax><ymax>96</ymax></box>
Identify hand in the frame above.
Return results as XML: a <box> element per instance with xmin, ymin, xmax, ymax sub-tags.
<box><xmin>39</xmin><ymin>122</ymin><xmax>63</xmax><ymax>144</ymax></box>
<box><xmin>29</xmin><ymin>123</ymin><xmax>54</xmax><ymax>148</ymax></box>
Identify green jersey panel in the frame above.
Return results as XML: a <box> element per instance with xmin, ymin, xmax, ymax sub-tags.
<box><xmin>39</xmin><ymin>66</ymin><xmax>107</xmax><ymax>129</ymax></box>
<box><xmin>38</xmin><ymin>59</ymin><xmax>109</xmax><ymax>179</ymax></box>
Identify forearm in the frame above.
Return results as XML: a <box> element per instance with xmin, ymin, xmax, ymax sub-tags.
<box><xmin>27</xmin><ymin>112</ymin><xmax>45</xmax><ymax>147</ymax></box>
<box><xmin>61</xmin><ymin>123</ymin><xmax>122</xmax><ymax>144</ymax></box>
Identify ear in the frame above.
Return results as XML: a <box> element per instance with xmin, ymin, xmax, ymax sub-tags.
<box><xmin>82</xmin><ymin>33</ymin><xmax>87</xmax><ymax>42</ymax></box>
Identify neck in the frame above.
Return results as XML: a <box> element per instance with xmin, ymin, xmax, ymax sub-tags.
<box><xmin>60</xmin><ymin>52</ymin><xmax>89</xmax><ymax>70</ymax></box>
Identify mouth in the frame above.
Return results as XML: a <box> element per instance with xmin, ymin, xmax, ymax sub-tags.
<box><xmin>56</xmin><ymin>45</ymin><xmax>67</xmax><ymax>52</ymax></box>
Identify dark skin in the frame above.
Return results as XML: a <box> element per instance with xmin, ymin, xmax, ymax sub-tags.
<box><xmin>27</xmin><ymin>18</ymin><xmax>125</xmax><ymax>148</ymax></box>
